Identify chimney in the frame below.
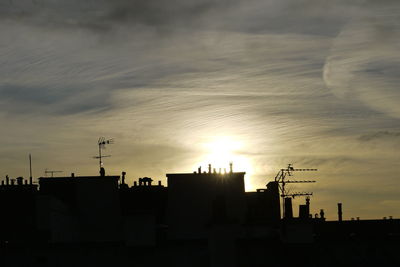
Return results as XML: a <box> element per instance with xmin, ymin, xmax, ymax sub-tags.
<box><xmin>100</xmin><ymin>167</ymin><xmax>105</xmax><ymax>177</ymax></box>
<box><xmin>121</xmin><ymin>172</ymin><xmax>126</xmax><ymax>185</ymax></box>
<box><xmin>158</xmin><ymin>180</ymin><xmax>162</xmax><ymax>186</ymax></box>
<box><xmin>229</xmin><ymin>162</ymin><xmax>233</xmax><ymax>173</ymax></box>
<box><xmin>213</xmin><ymin>168</ymin><xmax>216</xmax><ymax>173</ymax></box>
<box><xmin>16</xmin><ymin>177</ymin><xmax>23</xmax><ymax>186</ymax></box>
<box><xmin>320</xmin><ymin>209</ymin><xmax>325</xmax><ymax>220</ymax></box>
<box><xmin>299</xmin><ymin>205</ymin><xmax>308</xmax><ymax>220</ymax></box>
<box><xmin>338</xmin><ymin>203</ymin><xmax>343</xmax><ymax>222</ymax></box>
<box><xmin>134</xmin><ymin>181</ymin><xmax>137</xmax><ymax>187</ymax></box>
<box><xmin>11</xmin><ymin>179</ymin><xmax>15</xmax><ymax>186</ymax></box>
<box><xmin>284</xmin><ymin>197</ymin><xmax>293</xmax><ymax>219</ymax></box>
<box><xmin>208</xmin><ymin>164</ymin><xmax>212</xmax><ymax>174</ymax></box>
<box><xmin>71</xmin><ymin>173</ymin><xmax>75</xmax><ymax>178</ymax></box>
<box><xmin>6</xmin><ymin>175</ymin><xmax>9</xmax><ymax>185</ymax></box>
<box><xmin>198</xmin><ymin>166</ymin><xmax>201</xmax><ymax>174</ymax></box>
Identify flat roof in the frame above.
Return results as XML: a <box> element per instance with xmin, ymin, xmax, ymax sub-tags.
<box><xmin>167</xmin><ymin>172</ymin><xmax>245</xmax><ymax>176</ymax></box>
<box><xmin>38</xmin><ymin>176</ymin><xmax>120</xmax><ymax>181</ymax></box>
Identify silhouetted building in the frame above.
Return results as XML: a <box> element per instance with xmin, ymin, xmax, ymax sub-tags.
<box><xmin>245</xmin><ymin>181</ymin><xmax>280</xmax><ymax>223</ymax></box>
<box><xmin>120</xmin><ymin>177</ymin><xmax>167</xmax><ymax>246</ymax></box>
<box><xmin>0</xmin><ymin>177</ymin><xmax>37</xmax><ymax>243</ymax></box>
<box><xmin>37</xmin><ymin>175</ymin><xmax>121</xmax><ymax>243</ymax></box>
<box><xmin>166</xmin><ymin>168</ymin><xmax>246</xmax><ymax>239</ymax></box>
<box><xmin>1</xmin><ymin>166</ymin><xmax>400</xmax><ymax>267</ymax></box>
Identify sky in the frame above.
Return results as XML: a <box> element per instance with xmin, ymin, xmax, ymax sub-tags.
<box><xmin>0</xmin><ymin>0</ymin><xmax>400</xmax><ymax>219</ymax></box>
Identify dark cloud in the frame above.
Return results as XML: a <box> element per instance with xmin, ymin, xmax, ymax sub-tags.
<box><xmin>358</xmin><ymin>131</ymin><xmax>400</xmax><ymax>142</ymax></box>
<box><xmin>0</xmin><ymin>0</ymin><xmax>238</xmax><ymax>32</ymax></box>
<box><xmin>0</xmin><ymin>84</ymin><xmax>112</xmax><ymax>115</ymax></box>
<box><xmin>0</xmin><ymin>0</ymin><xmax>385</xmax><ymax>36</ymax></box>
<box><xmin>104</xmin><ymin>0</ymin><xmax>234</xmax><ymax>25</ymax></box>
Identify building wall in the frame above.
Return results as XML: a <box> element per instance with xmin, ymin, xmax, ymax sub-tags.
<box><xmin>38</xmin><ymin>176</ymin><xmax>122</xmax><ymax>243</ymax></box>
<box><xmin>166</xmin><ymin>172</ymin><xmax>246</xmax><ymax>239</ymax></box>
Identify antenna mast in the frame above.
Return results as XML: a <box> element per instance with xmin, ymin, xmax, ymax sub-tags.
<box><xmin>29</xmin><ymin>153</ymin><xmax>33</xmax><ymax>185</ymax></box>
<box><xmin>274</xmin><ymin>164</ymin><xmax>317</xmax><ymax>218</ymax></box>
<box><xmin>93</xmin><ymin>137</ymin><xmax>114</xmax><ymax>170</ymax></box>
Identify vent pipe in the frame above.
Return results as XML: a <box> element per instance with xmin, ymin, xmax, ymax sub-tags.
<box><xmin>338</xmin><ymin>203</ymin><xmax>343</xmax><ymax>222</ymax></box>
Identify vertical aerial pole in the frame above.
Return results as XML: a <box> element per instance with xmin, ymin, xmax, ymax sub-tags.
<box><xmin>273</xmin><ymin>164</ymin><xmax>317</xmax><ymax>219</ymax></box>
<box><xmin>93</xmin><ymin>137</ymin><xmax>114</xmax><ymax>173</ymax></box>
<box><xmin>98</xmin><ymin>141</ymin><xmax>102</xmax><ymax>169</ymax></box>
<box><xmin>29</xmin><ymin>153</ymin><xmax>33</xmax><ymax>185</ymax></box>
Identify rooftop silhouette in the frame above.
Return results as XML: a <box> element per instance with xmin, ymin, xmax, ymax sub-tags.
<box><xmin>0</xmin><ymin>164</ymin><xmax>399</xmax><ymax>267</ymax></box>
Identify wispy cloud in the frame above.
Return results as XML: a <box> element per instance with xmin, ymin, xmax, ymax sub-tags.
<box><xmin>0</xmin><ymin>0</ymin><xmax>399</xmax><ymax>218</ymax></box>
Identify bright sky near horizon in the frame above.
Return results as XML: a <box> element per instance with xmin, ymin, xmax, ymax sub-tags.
<box><xmin>0</xmin><ymin>0</ymin><xmax>400</xmax><ymax>219</ymax></box>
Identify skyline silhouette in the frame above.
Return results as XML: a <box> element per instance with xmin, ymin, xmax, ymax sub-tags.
<box><xmin>0</xmin><ymin>0</ymin><xmax>399</xmax><ymax>220</ymax></box>
<box><xmin>1</xmin><ymin>165</ymin><xmax>399</xmax><ymax>267</ymax></box>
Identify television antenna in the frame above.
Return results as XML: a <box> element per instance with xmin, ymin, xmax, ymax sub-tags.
<box><xmin>273</xmin><ymin>164</ymin><xmax>317</xmax><ymax>218</ymax></box>
<box><xmin>44</xmin><ymin>169</ymin><xmax>63</xmax><ymax>178</ymax></box>
<box><xmin>93</xmin><ymin>137</ymin><xmax>114</xmax><ymax>170</ymax></box>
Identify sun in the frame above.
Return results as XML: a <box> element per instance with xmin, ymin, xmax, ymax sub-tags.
<box><xmin>195</xmin><ymin>136</ymin><xmax>253</xmax><ymax>188</ymax></box>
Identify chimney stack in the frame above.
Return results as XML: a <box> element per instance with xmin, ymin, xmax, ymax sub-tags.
<box><xmin>6</xmin><ymin>175</ymin><xmax>9</xmax><ymax>185</ymax></box>
<box><xmin>229</xmin><ymin>162</ymin><xmax>233</xmax><ymax>173</ymax></box>
<box><xmin>338</xmin><ymin>203</ymin><xmax>343</xmax><ymax>222</ymax></box>
<box><xmin>284</xmin><ymin>197</ymin><xmax>293</xmax><ymax>219</ymax></box>
<box><xmin>121</xmin><ymin>172</ymin><xmax>126</xmax><ymax>185</ymax></box>
<box><xmin>208</xmin><ymin>164</ymin><xmax>212</xmax><ymax>174</ymax></box>
<box><xmin>16</xmin><ymin>177</ymin><xmax>23</xmax><ymax>186</ymax></box>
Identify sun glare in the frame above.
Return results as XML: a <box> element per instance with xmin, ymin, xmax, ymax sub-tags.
<box><xmin>195</xmin><ymin>136</ymin><xmax>254</xmax><ymax>189</ymax></box>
